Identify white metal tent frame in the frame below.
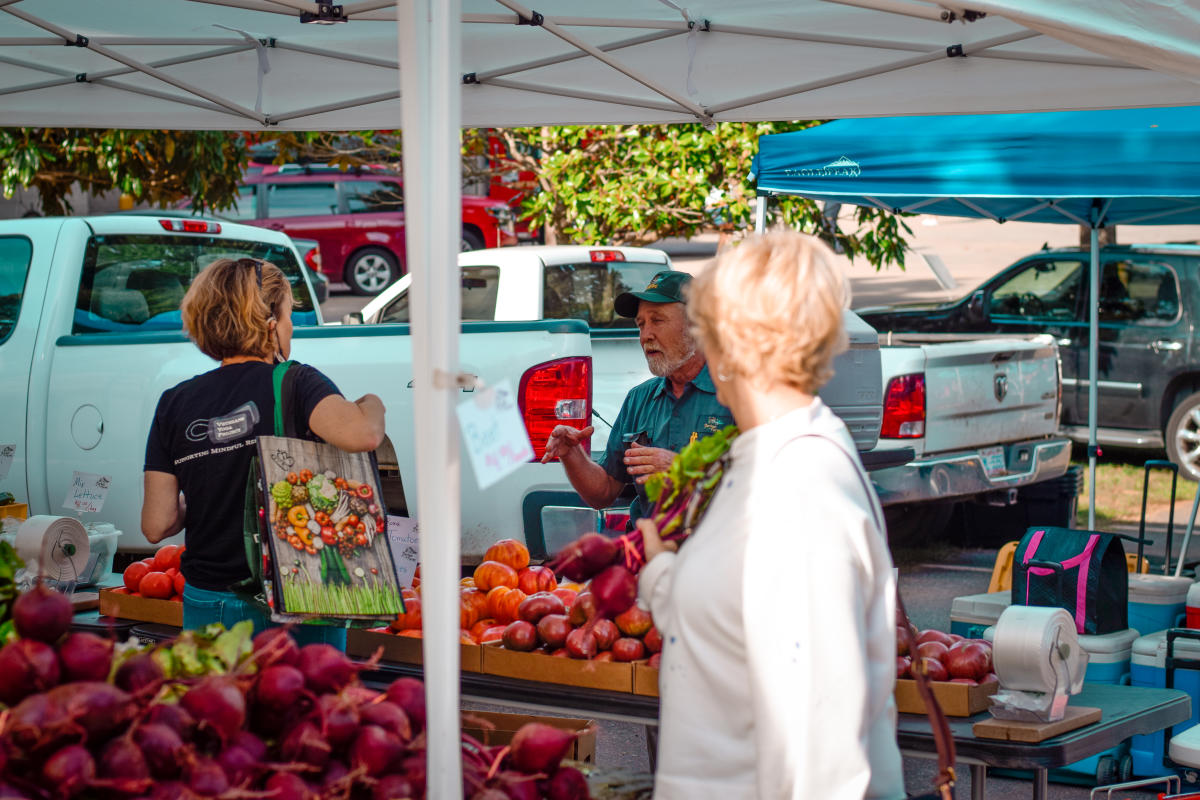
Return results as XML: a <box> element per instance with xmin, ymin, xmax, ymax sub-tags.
<box><xmin>0</xmin><ymin>0</ymin><xmax>1193</xmax><ymax>130</ymax></box>
<box><xmin>4</xmin><ymin>1</ymin><xmax>1200</xmax><ymax>798</ymax></box>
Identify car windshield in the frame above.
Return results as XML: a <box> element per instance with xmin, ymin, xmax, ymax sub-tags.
<box><xmin>73</xmin><ymin>234</ymin><xmax>316</xmax><ymax>334</ymax></box>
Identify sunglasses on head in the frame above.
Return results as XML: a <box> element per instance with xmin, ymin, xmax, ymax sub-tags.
<box><xmin>235</xmin><ymin>257</ymin><xmax>264</xmax><ymax>289</ymax></box>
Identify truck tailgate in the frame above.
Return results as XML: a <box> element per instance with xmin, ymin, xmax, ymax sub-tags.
<box><xmin>923</xmin><ymin>335</ymin><xmax>1059</xmax><ymax>453</ymax></box>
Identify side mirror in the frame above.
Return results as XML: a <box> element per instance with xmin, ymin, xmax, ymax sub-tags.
<box><xmin>965</xmin><ymin>290</ymin><xmax>986</xmax><ymax>324</ymax></box>
<box><xmin>341</xmin><ymin>311</ymin><xmax>364</xmax><ymax>325</ymax></box>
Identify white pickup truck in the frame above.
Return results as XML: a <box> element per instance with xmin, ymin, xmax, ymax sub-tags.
<box><xmin>869</xmin><ymin>333</ymin><xmax>1072</xmax><ymax>542</ymax></box>
<box><xmin>357</xmin><ymin>245</ymin><xmax>885</xmax><ymax>455</ymax></box>
<box><xmin>0</xmin><ymin>215</ymin><xmax>597</xmax><ymax>560</ymax></box>
<box><xmin>361</xmin><ymin>247</ymin><xmax>1071</xmax><ymax>545</ymax></box>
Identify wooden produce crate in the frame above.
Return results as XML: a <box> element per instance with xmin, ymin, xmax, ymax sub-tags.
<box><xmin>632</xmin><ymin>662</ymin><xmax>659</xmax><ymax>698</ymax></box>
<box><xmin>480</xmin><ymin>643</ymin><xmax>636</xmax><ymax>693</ymax></box>
<box><xmin>462</xmin><ymin>710</ymin><xmax>596</xmax><ymax>763</ymax></box>
<box><xmin>98</xmin><ymin>587</ymin><xmax>183</xmax><ymax>627</ymax></box>
<box><xmin>894</xmin><ymin>679</ymin><xmax>998</xmax><ymax>717</ymax></box>
<box><xmin>348</xmin><ymin>627</ymin><xmax>483</xmax><ymax>673</ymax></box>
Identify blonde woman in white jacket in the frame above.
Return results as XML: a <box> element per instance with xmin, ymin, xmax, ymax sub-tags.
<box><xmin>637</xmin><ymin>229</ymin><xmax>905</xmax><ymax>800</ymax></box>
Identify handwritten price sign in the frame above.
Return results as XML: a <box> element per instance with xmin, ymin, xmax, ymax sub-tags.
<box><xmin>63</xmin><ymin>470</ymin><xmax>112</xmax><ymax>514</ymax></box>
<box><xmin>386</xmin><ymin>515</ymin><xmax>420</xmax><ymax>588</ymax></box>
<box><xmin>456</xmin><ymin>379</ymin><xmax>534</xmax><ymax>490</ymax></box>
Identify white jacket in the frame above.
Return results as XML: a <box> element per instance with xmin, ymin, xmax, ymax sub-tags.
<box><xmin>639</xmin><ymin>399</ymin><xmax>906</xmax><ymax>800</ymax></box>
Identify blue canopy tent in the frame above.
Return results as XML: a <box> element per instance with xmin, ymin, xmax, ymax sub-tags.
<box><xmin>751</xmin><ymin>105</ymin><xmax>1200</xmax><ymax>530</ymax></box>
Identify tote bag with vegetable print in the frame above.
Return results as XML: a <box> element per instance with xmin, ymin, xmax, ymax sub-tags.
<box><xmin>238</xmin><ymin>361</ymin><xmax>405</xmax><ymax>625</ymax></box>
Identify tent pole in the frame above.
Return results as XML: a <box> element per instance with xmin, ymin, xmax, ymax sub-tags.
<box><xmin>398</xmin><ymin>1</ymin><xmax>463</xmax><ymax>799</ymax></box>
<box><xmin>755</xmin><ymin>194</ymin><xmax>767</xmax><ymax>233</ymax></box>
<box><xmin>1088</xmin><ymin>224</ymin><xmax>1099</xmax><ymax>530</ymax></box>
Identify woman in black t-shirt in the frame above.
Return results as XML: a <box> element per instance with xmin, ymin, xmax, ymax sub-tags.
<box><xmin>142</xmin><ymin>257</ymin><xmax>386</xmax><ymax>646</ymax></box>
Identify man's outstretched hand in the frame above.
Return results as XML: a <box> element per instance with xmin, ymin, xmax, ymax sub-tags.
<box><xmin>541</xmin><ymin>425</ymin><xmax>595</xmax><ymax>463</ymax></box>
<box><xmin>624</xmin><ymin>445</ymin><xmax>675</xmax><ymax>483</ymax></box>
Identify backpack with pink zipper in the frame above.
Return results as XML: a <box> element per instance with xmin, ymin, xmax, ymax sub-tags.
<box><xmin>1010</xmin><ymin>526</ymin><xmax>1129</xmax><ymax>635</ymax></box>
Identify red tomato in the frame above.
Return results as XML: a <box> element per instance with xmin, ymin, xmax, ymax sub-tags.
<box><xmin>469</xmin><ymin>618</ymin><xmax>497</xmax><ymax>639</ymax></box>
<box><xmin>123</xmin><ymin>561</ymin><xmax>150</xmax><ymax>593</ymax></box>
<box><xmin>916</xmin><ymin>641</ymin><xmax>949</xmax><ymax>662</ymax></box>
<box><xmin>484</xmin><ymin>539</ymin><xmax>530</xmax><ymax>572</ymax></box>
<box><xmin>517</xmin><ymin>565</ymin><xmax>558</xmax><ymax>595</ymax></box>
<box><xmin>152</xmin><ymin>545</ymin><xmax>181</xmax><ymax>573</ymax></box>
<box><xmin>140</xmin><ymin>571</ymin><xmax>174</xmax><ymax>600</ymax></box>
<box><xmin>390</xmin><ymin>596</ymin><xmax>422</xmax><ymax>632</ymax></box>
<box><xmin>478</xmin><ymin>625</ymin><xmax>507</xmax><ymax>645</ymax></box>
<box><xmin>173</xmin><ymin>571</ymin><xmax>186</xmax><ymax>596</ymax></box>
<box><xmin>473</xmin><ymin>561</ymin><xmax>518</xmax><ymax>592</ymax></box>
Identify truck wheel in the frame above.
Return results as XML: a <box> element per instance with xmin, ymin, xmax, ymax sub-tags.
<box><xmin>461</xmin><ymin>228</ymin><xmax>486</xmax><ymax>252</ymax></box>
<box><xmin>1166</xmin><ymin>390</ymin><xmax>1200</xmax><ymax>481</ymax></box>
<box><xmin>346</xmin><ymin>247</ymin><xmax>399</xmax><ymax>296</ymax></box>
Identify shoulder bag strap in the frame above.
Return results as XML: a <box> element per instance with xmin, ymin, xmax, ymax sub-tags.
<box><xmin>786</xmin><ymin>431</ymin><xmax>956</xmax><ymax>799</ymax></box>
<box><xmin>271</xmin><ymin>360</ymin><xmax>297</xmax><ymax>438</ymax></box>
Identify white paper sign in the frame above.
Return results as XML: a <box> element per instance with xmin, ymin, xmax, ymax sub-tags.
<box><xmin>387</xmin><ymin>515</ymin><xmax>420</xmax><ymax>588</ymax></box>
<box><xmin>456</xmin><ymin>379</ymin><xmax>534</xmax><ymax>490</ymax></box>
<box><xmin>63</xmin><ymin>471</ymin><xmax>112</xmax><ymax>514</ymax></box>
<box><xmin>0</xmin><ymin>444</ymin><xmax>14</xmax><ymax>481</ymax></box>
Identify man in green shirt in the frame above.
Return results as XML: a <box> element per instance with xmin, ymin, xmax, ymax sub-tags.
<box><xmin>542</xmin><ymin>270</ymin><xmax>733</xmax><ymax>522</ymax></box>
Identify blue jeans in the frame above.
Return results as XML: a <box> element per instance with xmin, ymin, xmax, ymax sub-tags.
<box><xmin>182</xmin><ymin>584</ymin><xmax>348</xmax><ymax>650</ymax></box>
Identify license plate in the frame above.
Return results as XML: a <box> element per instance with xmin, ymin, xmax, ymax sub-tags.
<box><xmin>981</xmin><ymin>445</ymin><xmax>1006</xmax><ymax>478</ymax></box>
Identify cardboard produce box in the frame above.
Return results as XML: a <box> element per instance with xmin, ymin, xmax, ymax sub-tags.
<box><xmin>894</xmin><ymin>678</ymin><xmax>998</xmax><ymax>717</ymax></box>
<box><xmin>348</xmin><ymin>627</ymin><xmax>483</xmax><ymax>673</ymax></box>
<box><xmin>462</xmin><ymin>710</ymin><xmax>596</xmax><ymax>763</ymax></box>
<box><xmin>632</xmin><ymin>662</ymin><xmax>659</xmax><ymax>698</ymax></box>
<box><xmin>481</xmin><ymin>643</ymin><xmax>636</xmax><ymax>693</ymax></box>
<box><xmin>98</xmin><ymin>587</ymin><xmax>183</xmax><ymax>627</ymax></box>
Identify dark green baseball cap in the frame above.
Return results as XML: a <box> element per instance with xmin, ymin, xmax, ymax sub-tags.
<box><xmin>614</xmin><ymin>270</ymin><xmax>692</xmax><ymax>318</ymax></box>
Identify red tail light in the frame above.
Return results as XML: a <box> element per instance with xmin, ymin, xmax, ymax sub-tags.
<box><xmin>304</xmin><ymin>247</ymin><xmax>321</xmax><ymax>271</ymax></box>
<box><xmin>881</xmin><ymin>373</ymin><xmax>925</xmax><ymax>438</ymax></box>
<box><xmin>519</xmin><ymin>357</ymin><xmax>592</xmax><ymax>461</ymax></box>
<box><xmin>589</xmin><ymin>250</ymin><xmax>625</xmax><ymax>262</ymax></box>
<box><xmin>159</xmin><ymin>219</ymin><xmax>221</xmax><ymax>234</ymax></box>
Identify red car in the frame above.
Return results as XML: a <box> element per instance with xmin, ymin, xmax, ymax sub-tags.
<box><xmin>218</xmin><ymin>164</ymin><xmax>517</xmax><ymax>295</ymax></box>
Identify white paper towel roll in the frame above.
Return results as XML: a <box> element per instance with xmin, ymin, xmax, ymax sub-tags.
<box><xmin>15</xmin><ymin>515</ymin><xmax>91</xmax><ymax>583</ymax></box>
<box><xmin>993</xmin><ymin>605</ymin><xmax>1086</xmax><ymax>692</ymax></box>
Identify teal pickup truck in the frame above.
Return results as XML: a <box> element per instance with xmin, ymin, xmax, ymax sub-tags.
<box><xmin>0</xmin><ymin>215</ymin><xmax>595</xmax><ymax>559</ymax></box>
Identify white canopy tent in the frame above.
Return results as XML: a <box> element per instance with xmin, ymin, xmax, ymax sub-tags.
<box><xmin>3</xmin><ymin>2</ymin><xmax>1200</xmax><ymax>797</ymax></box>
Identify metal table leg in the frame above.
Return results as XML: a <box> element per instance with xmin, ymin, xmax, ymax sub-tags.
<box><xmin>645</xmin><ymin>724</ymin><xmax>658</xmax><ymax>772</ymax></box>
<box><xmin>970</xmin><ymin>763</ymin><xmax>986</xmax><ymax>800</ymax></box>
<box><xmin>1032</xmin><ymin>768</ymin><xmax>1048</xmax><ymax>800</ymax></box>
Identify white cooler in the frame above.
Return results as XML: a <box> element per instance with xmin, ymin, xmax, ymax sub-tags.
<box><xmin>950</xmin><ymin>591</ymin><xmax>1010</xmax><ymax>640</ymax></box>
<box><xmin>1078</xmin><ymin>627</ymin><xmax>1140</xmax><ymax>685</ymax></box>
<box><xmin>1128</xmin><ymin>574</ymin><xmax>1192</xmax><ymax>635</ymax></box>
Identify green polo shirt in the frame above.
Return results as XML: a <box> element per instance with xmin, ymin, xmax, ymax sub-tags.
<box><xmin>599</xmin><ymin>364</ymin><xmax>733</xmax><ymax>522</ymax></box>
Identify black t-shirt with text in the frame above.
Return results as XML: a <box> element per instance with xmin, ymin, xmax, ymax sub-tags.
<box><xmin>144</xmin><ymin>361</ymin><xmax>339</xmax><ymax>591</ymax></box>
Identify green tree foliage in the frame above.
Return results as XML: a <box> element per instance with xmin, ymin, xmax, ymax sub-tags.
<box><xmin>467</xmin><ymin>123</ymin><xmax>911</xmax><ymax>268</ymax></box>
<box><xmin>0</xmin><ymin>129</ymin><xmax>247</xmax><ymax>215</ymax></box>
